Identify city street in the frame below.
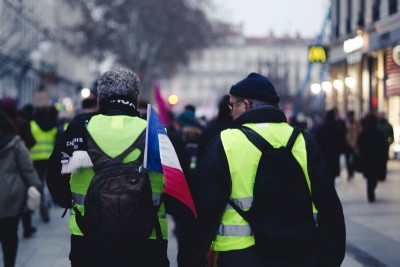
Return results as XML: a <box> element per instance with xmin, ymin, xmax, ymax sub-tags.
<box><xmin>1</xmin><ymin>159</ymin><xmax>399</xmax><ymax>267</ymax></box>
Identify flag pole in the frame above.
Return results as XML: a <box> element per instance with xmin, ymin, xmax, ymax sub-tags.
<box><xmin>143</xmin><ymin>104</ymin><xmax>151</xmax><ymax>169</ymax></box>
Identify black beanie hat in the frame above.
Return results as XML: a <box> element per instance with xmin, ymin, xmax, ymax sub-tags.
<box><xmin>229</xmin><ymin>72</ymin><xmax>280</xmax><ymax>104</ymax></box>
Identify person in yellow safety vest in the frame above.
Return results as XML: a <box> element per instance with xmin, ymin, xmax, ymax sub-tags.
<box><xmin>186</xmin><ymin>73</ymin><xmax>346</xmax><ymax>267</ymax></box>
<box><xmin>29</xmin><ymin>106</ymin><xmax>60</xmax><ymax>223</ymax></box>
<box><xmin>46</xmin><ymin>68</ymin><xmax>192</xmax><ymax>267</ymax></box>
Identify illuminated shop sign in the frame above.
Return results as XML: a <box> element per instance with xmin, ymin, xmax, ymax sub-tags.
<box><xmin>343</xmin><ymin>35</ymin><xmax>364</xmax><ymax>53</ymax></box>
<box><xmin>308</xmin><ymin>46</ymin><xmax>328</xmax><ymax>63</ymax></box>
<box><xmin>393</xmin><ymin>45</ymin><xmax>400</xmax><ymax>66</ymax></box>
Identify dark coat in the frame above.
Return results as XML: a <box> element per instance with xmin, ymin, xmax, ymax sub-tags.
<box><xmin>196</xmin><ymin>118</ymin><xmax>233</xmax><ymax>159</ymax></box>
<box><xmin>315</xmin><ymin>113</ymin><xmax>346</xmax><ymax>179</ymax></box>
<box><xmin>0</xmin><ymin>134</ymin><xmax>42</xmax><ymax>218</ymax></box>
<box><xmin>180</xmin><ymin>106</ymin><xmax>346</xmax><ymax>267</ymax></box>
<box><xmin>357</xmin><ymin>126</ymin><xmax>387</xmax><ymax>180</ymax></box>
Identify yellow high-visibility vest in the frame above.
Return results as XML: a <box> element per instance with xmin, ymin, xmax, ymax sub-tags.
<box><xmin>30</xmin><ymin>121</ymin><xmax>57</xmax><ymax>161</ymax></box>
<box><xmin>69</xmin><ymin>115</ymin><xmax>168</xmax><ymax>239</ymax></box>
<box><xmin>212</xmin><ymin>122</ymin><xmax>317</xmax><ymax>251</ymax></box>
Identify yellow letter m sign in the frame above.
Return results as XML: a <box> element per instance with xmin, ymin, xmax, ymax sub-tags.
<box><xmin>308</xmin><ymin>46</ymin><xmax>328</xmax><ymax>63</ymax></box>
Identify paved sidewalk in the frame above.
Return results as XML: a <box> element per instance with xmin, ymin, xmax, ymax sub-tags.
<box><xmin>337</xmin><ymin>160</ymin><xmax>400</xmax><ymax>267</ymax></box>
<box><xmin>1</xmin><ymin>160</ymin><xmax>399</xmax><ymax>266</ymax></box>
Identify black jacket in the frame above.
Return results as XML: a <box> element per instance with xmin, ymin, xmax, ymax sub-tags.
<box><xmin>181</xmin><ymin>106</ymin><xmax>346</xmax><ymax>267</ymax></box>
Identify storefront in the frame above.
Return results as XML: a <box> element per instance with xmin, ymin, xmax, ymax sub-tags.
<box><xmin>368</xmin><ymin>21</ymin><xmax>400</xmax><ymax>157</ymax></box>
<box><xmin>328</xmin><ymin>33</ymin><xmax>368</xmax><ymax>119</ymax></box>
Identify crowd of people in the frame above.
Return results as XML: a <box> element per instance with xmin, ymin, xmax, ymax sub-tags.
<box><xmin>312</xmin><ymin>107</ymin><xmax>394</xmax><ymax>203</ymax></box>
<box><xmin>0</xmin><ymin>68</ymin><xmax>396</xmax><ymax>267</ymax></box>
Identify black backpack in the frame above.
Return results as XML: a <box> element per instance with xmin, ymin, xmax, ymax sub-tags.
<box><xmin>228</xmin><ymin>126</ymin><xmax>318</xmax><ymax>261</ymax></box>
<box><xmin>74</xmin><ymin>129</ymin><xmax>162</xmax><ymax>244</ymax></box>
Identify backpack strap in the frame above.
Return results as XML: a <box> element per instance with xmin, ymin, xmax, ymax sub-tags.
<box><xmin>240</xmin><ymin>126</ymin><xmax>273</xmax><ymax>152</ymax></box>
<box><xmin>227</xmin><ymin>198</ymin><xmax>250</xmax><ymax>221</ymax></box>
<box><xmin>240</xmin><ymin>126</ymin><xmax>302</xmax><ymax>152</ymax></box>
<box><xmin>103</xmin><ymin>128</ymin><xmax>146</xmax><ymax>168</ymax></box>
<box><xmin>285</xmin><ymin>128</ymin><xmax>302</xmax><ymax>151</ymax></box>
<box><xmin>87</xmin><ymin>128</ymin><xmax>146</xmax><ymax>171</ymax></box>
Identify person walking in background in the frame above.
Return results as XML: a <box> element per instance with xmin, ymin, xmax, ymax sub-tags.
<box><xmin>186</xmin><ymin>73</ymin><xmax>345</xmax><ymax>267</ymax></box>
<box><xmin>175</xmin><ymin>104</ymin><xmax>202</xmax><ymax>170</ymax></box>
<box><xmin>357</xmin><ymin>114</ymin><xmax>387</xmax><ymax>202</ymax></box>
<box><xmin>377</xmin><ymin>112</ymin><xmax>394</xmax><ymax>178</ymax></box>
<box><xmin>345</xmin><ymin>111</ymin><xmax>361</xmax><ymax>181</ymax></box>
<box><xmin>196</xmin><ymin>94</ymin><xmax>233</xmax><ymax>159</ymax></box>
<box><xmin>0</xmin><ymin>97</ymin><xmax>39</xmax><ymax>238</ymax></box>
<box><xmin>29</xmin><ymin>106</ymin><xmax>61</xmax><ymax>223</ymax></box>
<box><xmin>0</xmin><ymin>97</ymin><xmax>36</xmax><ymax>149</ymax></box>
<box><xmin>0</xmin><ymin>111</ymin><xmax>42</xmax><ymax>267</ymax></box>
<box><xmin>75</xmin><ymin>96</ymin><xmax>99</xmax><ymax>118</ymax></box>
<box><xmin>315</xmin><ymin>108</ymin><xmax>347</xmax><ymax>184</ymax></box>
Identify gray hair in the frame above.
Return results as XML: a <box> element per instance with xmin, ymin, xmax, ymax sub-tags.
<box><xmin>236</xmin><ymin>97</ymin><xmax>272</xmax><ymax>108</ymax></box>
<box><xmin>97</xmin><ymin>68</ymin><xmax>141</xmax><ymax>102</ymax></box>
<box><xmin>247</xmin><ymin>98</ymin><xmax>266</xmax><ymax>107</ymax></box>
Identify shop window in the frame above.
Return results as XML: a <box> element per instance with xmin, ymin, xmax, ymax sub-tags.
<box><xmin>347</xmin><ymin>0</ymin><xmax>353</xmax><ymax>34</ymax></box>
<box><xmin>372</xmin><ymin>0</ymin><xmax>380</xmax><ymax>22</ymax></box>
<box><xmin>357</xmin><ymin>12</ymin><xmax>364</xmax><ymax>28</ymax></box>
<box><xmin>335</xmin><ymin>0</ymin><xmax>341</xmax><ymax>38</ymax></box>
<box><xmin>357</xmin><ymin>0</ymin><xmax>365</xmax><ymax>28</ymax></box>
<box><xmin>389</xmin><ymin>0</ymin><xmax>397</xmax><ymax>15</ymax></box>
<box><xmin>346</xmin><ymin>17</ymin><xmax>352</xmax><ymax>34</ymax></box>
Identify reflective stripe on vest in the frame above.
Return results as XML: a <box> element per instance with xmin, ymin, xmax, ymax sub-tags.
<box><xmin>226</xmin><ymin>197</ymin><xmax>253</xmax><ymax>210</ymax></box>
<box><xmin>212</xmin><ymin>123</ymin><xmax>318</xmax><ymax>251</ymax></box>
<box><xmin>30</xmin><ymin>121</ymin><xmax>57</xmax><ymax>160</ymax></box>
<box><xmin>218</xmin><ymin>224</ymin><xmax>252</xmax><ymax>236</ymax></box>
<box><xmin>69</xmin><ymin>115</ymin><xmax>168</xmax><ymax>239</ymax></box>
<box><xmin>71</xmin><ymin>192</ymin><xmax>162</xmax><ymax>206</ymax></box>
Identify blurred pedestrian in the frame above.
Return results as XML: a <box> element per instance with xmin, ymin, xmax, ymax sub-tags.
<box><xmin>75</xmin><ymin>96</ymin><xmax>98</xmax><ymax>118</ymax></box>
<box><xmin>315</xmin><ymin>108</ymin><xmax>346</xmax><ymax>184</ymax></box>
<box><xmin>345</xmin><ymin>111</ymin><xmax>361</xmax><ymax>181</ymax></box>
<box><xmin>0</xmin><ymin>98</ymin><xmax>38</xmax><ymax>238</ymax></box>
<box><xmin>0</xmin><ymin>97</ymin><xmax>35</xmax><ymax>148</ymax></box>
<box><xmin>175</xmin><ymin>104</ymin><xmax>202</xmax><ymax>170</ymax></box>
<box><xmin>377</xmin><ymin>112</ymin><xmax>394</xmax><ymax>175</ymax></box>
<box><xmin>357</xmin><ymin>114</ymin><xmax>387</xmax><ymax>202</ymax></box>
<box><xmin>0</xmin><ymin>111</ymin><xmax>42</xmax><ymax>267</ymax></box>
<box><xmin>197</xmin><ymin>94</ymin><xmax>233</xmax><ymax>159</ymax></box>
<box><xmin>29</xmin><ymin>106</ymin><xmax>61</xmax><ymax>222</ymax></box>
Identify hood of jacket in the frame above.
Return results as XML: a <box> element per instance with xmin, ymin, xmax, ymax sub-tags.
<box><xmin>0</xmin><ymin>132</ymin><xmax>18</xmax><ymax>152</ymax></box>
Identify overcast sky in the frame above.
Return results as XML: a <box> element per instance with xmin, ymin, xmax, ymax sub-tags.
<box><xmin>211</xmin><ymin>0</ymin><xmax>330</xmax><ymax>38</ymax></box>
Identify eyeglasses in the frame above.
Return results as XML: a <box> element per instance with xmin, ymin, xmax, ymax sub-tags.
<box><xmin>228</xmin><ymin>98</ymin><xmax>246</xmax><ymax>112</ymax></box>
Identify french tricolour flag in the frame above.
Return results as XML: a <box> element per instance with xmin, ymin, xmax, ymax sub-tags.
<box><xmin>144</xmin><ymin>104</ymin><xmax>197</xmax><ymax>217</ymax></box>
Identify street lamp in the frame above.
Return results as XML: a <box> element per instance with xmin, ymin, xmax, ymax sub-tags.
<box><xmin>321</xmin><ymin>81</ymin><xmax>333</xmax><ymax>92</ymax></box>
<box><xmin>168</xmin><ymin>94</ymin><xmax>179</xmax><ymax>106</ymax></box>
<box><xmin>345</xmin><ymin>76</ymin><xmax>356</xmax><ymax>88</ymax></box>
<box><xmin>333</xmin><ymin>79</ymin><xmax>344</xmax><ymax>90</ymax></box>
<box><xmin>311</xmin><ymin>83</ymin><xmax>322</xmax><ymax>94</ymax></box>
<box><xmin>81</xmin><ymin>88</ymin><xmax>91</xmax><ymax>98</ymax></box>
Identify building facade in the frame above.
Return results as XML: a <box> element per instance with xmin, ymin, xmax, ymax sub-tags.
<box><xmin>0</xmin><ymin>0</ymin><xmax>95</xmax><ymax>113</ymax></box>
<box><xmin>159</xmin><ymin>26</ymin><xmax>321</xmax><ymax>119</ymax></box>
<box><xmin>328</xmin><ymin>0</ymin><xmax>400</xmax><ymax>152</ymax></box>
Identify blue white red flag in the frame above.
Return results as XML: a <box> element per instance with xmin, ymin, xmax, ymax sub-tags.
<box><xmin>144</xmin><ymin>104</ymin><xmax>197</xmax><ymax>217</ymax></box>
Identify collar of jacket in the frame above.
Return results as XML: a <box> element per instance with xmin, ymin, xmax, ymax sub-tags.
<box><xmin>99</xmin><ymin>99</ymin><xmax>142</xmax><ymax>117</ymax></box>
<box><xmin>234</xmin><ymin>105</ymin><xmax>287</xmax><ymax>125</ymax></box>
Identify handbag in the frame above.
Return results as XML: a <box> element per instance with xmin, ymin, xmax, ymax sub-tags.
<box><xmin>27</xmin><ymin>186</ymin><xmax>41</xmax><ymax>211</ymax></box>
